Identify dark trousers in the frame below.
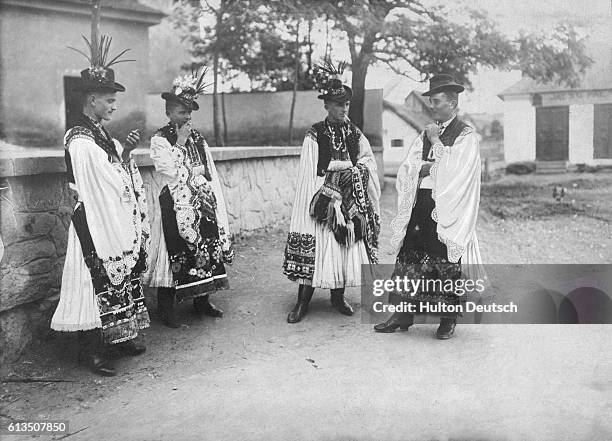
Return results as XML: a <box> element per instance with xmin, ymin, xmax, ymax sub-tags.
<box><xmin>390</xmin><ymin>189</ymin><xmax>461</xmax><ymax>320</ymax></box>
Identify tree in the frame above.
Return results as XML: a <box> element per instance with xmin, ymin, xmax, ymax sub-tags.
<box><xmin>319</xmin><ymin>0</ymin><xmax>592</xmax><ymax>130</ymax></box>
<box><xmin>171</xmin><ymin>0</ymin><xmax>315</xmax><ymax>145</ymax></box>
<box><xmin>517</xmin><ymin>24</ymin><xmax>593</xmax><ymax>89</ymax></box>
<box><xmin>490</xmin><ymin>119</ymin><xmax>503</xmax><ymax>140</ymax></box>
<box><xmin>90</xmin><ymin>0</ymin><xmax>101</xmax><ymax>62</ymax></box>
<box><xmin>171</xmin><ymin>0</ymin><xmax>260</xmax><ymax>145</ymax></box>
<box><xmin>263</xmin><ymin>1</ymin><xmax>323</xmax><ymax>143</ymax></box>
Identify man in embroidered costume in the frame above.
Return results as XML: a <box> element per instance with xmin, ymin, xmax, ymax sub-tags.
<box><xmin>374</xmin><ymin>74</ymin><xmax>484</xmax><ymax>339</ymax></box>
<box><xmin>146</xmin><ymin>69</ymin><xmax>234</xmax><ymax>328</ymax></box>
<box><xmin>51</xmin><ymin>36</ymin><xmax>150</xmax><ymax>376</ymax></box>
<box><xmin>283</xmin><ymin>61</ymin><xmax>381</xmax><ymax>323</ymax></box>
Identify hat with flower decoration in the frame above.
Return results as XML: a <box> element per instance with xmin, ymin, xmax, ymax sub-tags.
<box><xmin>69</xmin><ymin>34</ymin><xmax>133</xmax><ymax>93</ymax></box>
<box><xmin>313</xmin><ymin>59</ymin><xmax>352</xmax><ymax>103</ymax></box>
<box><xmin>161</xmin><ymin>68</ymin><xmax>210</xmax><ymax>111</ymax></box>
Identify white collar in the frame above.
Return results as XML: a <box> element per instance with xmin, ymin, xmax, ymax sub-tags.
<box><xmin>438</xmin><ymin>114</ymin><xmax>456</xmax><ymax>131</ymax></box>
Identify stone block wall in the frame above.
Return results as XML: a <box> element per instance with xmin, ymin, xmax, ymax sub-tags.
<box><xmin>0</xmin><ymin>173</ymin><xmax>74</xmax><ymax>363</ymax></box>
<box><xmin>0</xmin><ymin>146</ymin><xmax>303</xmax><ymax>365</ymax></box>
<box><xmin>0</xmin><ymin>144</ymin><xmax>383</xmax><ymax>365</ymax></box>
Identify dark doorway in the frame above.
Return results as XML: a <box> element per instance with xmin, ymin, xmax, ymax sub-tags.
<box><xmin>594</xmin><ymin>103</ymin><xmax>612</xmax><ymax>159</ymax></box>
<box><xmin>64</xmin><ymin>76</ymin><xmax>84</xmax><ymax>131</ymax></box>
<box><xmin>536</xmin><ymin>106</ymin><xmax>569</xmax><ymax>161</ymax></box>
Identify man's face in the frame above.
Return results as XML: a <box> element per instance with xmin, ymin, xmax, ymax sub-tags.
<box><xmin>325</xmin><ymin>100</ymin><xmax>350</xmax><ymax>123</ymax></box>
<box><xmin>167</xmin><ymin>103</ymin><xmax>192</xmax><ymax>127</ymax></box>
<box><xmin>88</xmin><ymin>92</ymin><xmax>117</xmax><ymax>121</ymax></box>
<box><xmin>429</xmin><ymin>92</ymin><xmax>456</xmax><ymax>122</ymax></box>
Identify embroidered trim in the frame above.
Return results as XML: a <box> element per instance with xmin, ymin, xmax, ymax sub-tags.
<box><xmin>306</xmin><ymin>127</ymin><xmax>317</xmax><ymax>141</ymax></box>
<box><xmin>167</xmin><ymin>137</ymin><xmax>218</xmax><ymax>261</ymax></box>
<box><xmin>76</xmin><ymin>114</ymin><xmax>120</xmax><ymax>160</ymax></box>
<box><xmin>66</xmin><ymin>127</ymin><xmax>95</xmax><ymax>146</ymax></box>
<box><xmin>432</xmin><ymin>142</ymin><xmax>446</xmax><ymax>160</ymax></box>
<box><xmin>352</xmin><ymin>163</ymin><xmax>380</xmax><ymax>263</ymax></box>
<box><xmin>283</xmin><ymin>232</ymin><xmax>316</xmax><ymax>281</ymax></box>
<box><xmin>437</xmin><ymin>234</ymin><xmax>464</xmax><ymax>263</ymax></box>
<box><xmin>389</xmin><ymin>163</ymin><xmax>420</xmax><ymax>255</ymax></box>
<box><xmin>101</xmin><ymin>160</ymin><xmax>147</xmax><ymax>285</ymax></box>
<box><xmin>430</xmin><ymin>161</ymin><xmax>439</xmax><ymax>223</ymax></box>
<box><xmin>311</xmin><ymin>120</ymin><xmax>361</xmax><ymax>176</ymax></box>
<box><xmin>74</xmin><ymin>205</ymin><xmax>149</xmax><ymax>344</ymax></box>
<box><xmin>459</xmin><ymin>126</ymin><xmax>474</xmax><ymax>137</ymax></box>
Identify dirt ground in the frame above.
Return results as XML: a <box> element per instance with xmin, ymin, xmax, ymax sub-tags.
<box><xmin>1</xmin><ymin>172</ymin><xmax>611</xmax><ymax>441</ymax></box>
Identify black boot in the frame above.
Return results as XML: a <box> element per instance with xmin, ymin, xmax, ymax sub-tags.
<box><xmin>374</xmin><ymin>312</ymin><xmax>414</xmax><ymax>333</ymax></box>
<box><xmin>158</xmin><ymin>287</ymin><xmax>180</xmax><ymax>328</ymax></box>
<box><xmin>78</xmin><ymin>330</ymin><xmax>116</xmax><ymax>377</ymax></box>
<box><xmin>330</xmin><ymin>288</ymin><xmax>354</xmax><ymax>316</ymax></box>
<box><xmin>436</xmin><ymin>317</ymin><xmax>457</xmax><ymax>340</ymax></box>
<box><xmin>287</xmin><ymin>284</ymin><xmax>315</xmax><ymax>323</ymax></box>
<box><xmin>194</xmin><ymin>294</ymin><xmax>223</xmax><ymax>318</ymax></box>
<box><xmin>117</xmin><ymin>335</ymin><xmax>147</xmax><ymax>357</ymax></box>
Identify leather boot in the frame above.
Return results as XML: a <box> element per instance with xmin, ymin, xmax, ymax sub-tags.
<box><xmin>436</xmin><ymin>317</ymin><xmax>457</xmax><ymax>340</ymax></box>
<box><xmin>118</xmin><ymin>335</ymin><xmax>147</xmax><ymax>356</ymax></box>
<box><xmin>330</xmin><ymin>288</ymin><xmax>354</xmax><ymax>316</ymax></box>
<box><xmin>374</xmin><ymin>312</ymin><xmax>414</xmax><ymax>333</ymax></box>
<box><xmin>78</xmin><ymin>329</ymin><xmax>116</xmax><ymax>377</ymax></box>
<box><xmin>194</xmin><ymin>294</ymin><xmax>223</xmax><ymax>318</ymax></box>
<box><xmin>287</xmin><ymin>284</ymin><xmax>314</xmax><ymax>323</ymax></box>
<box><xmin>158</xmin><ymin>287</ymin><xmax>180</xmax><ymax>328</ymax></box>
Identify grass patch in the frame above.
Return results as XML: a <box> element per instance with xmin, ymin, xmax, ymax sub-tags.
<box><xmin>482</xmin><ymin>173</ymin><xmax>612</xmax><ymax>222</ymax></box>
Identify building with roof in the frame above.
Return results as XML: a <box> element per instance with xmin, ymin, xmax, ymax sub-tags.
<box><xmin>498</xmin><ymin>36</ymin><xmax>612</xmax><ymax>171</ymax></box>
<box><xmin>0</xmin><ymin>0</ymin><xmax>165</xmax><ymax>147</ymax></box>
<box><xmin>382</xmin><ymin>99</ymin><xmax>432</xmax><ymax>175</ymax></box>
<box><xmin>403</xmin><ymin>90</ymin><xmax>433</xmax><ymax>119</ymax></box>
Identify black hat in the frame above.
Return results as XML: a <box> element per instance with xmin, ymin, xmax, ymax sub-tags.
<box><xmin>161</xmin><ymin>68</ymin><xmax>210</xmax><ymax>111</ymax></box>
<box><xmin>317</xmin><ymin>79</ymin><xmax>352</xmax><ymax>103</ymax></box>
<box><xmin>314</xmin><ymin>60</ymin><xmax>352</xmax><ymax>103</ymax></box>
<box><xmin>161</xmin><ymin>91</ymin><xmax>200</xmax><ymax>111</ymax></box>
<box><xmin>80</xmin><ymin>67</ymin><xmax>125</xmax><ymax>92</ymax></box>
<box><xmin>422</xmin><ymin>74</ymin><xmax>465</xmax><ymax>96</ymax></box>
<box><xmin>69</xmin><ymin>35</ymin><xmax>133</xmax><ymax>93</ymax></box>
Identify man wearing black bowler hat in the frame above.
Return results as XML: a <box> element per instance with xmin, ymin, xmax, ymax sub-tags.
<box><xmin>374</xmin><ymin>73</ymin><xmax>484</xmax><ymax>339</ymax></box>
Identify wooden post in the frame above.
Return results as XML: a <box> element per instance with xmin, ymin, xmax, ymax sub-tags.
<box><xmin>91</xmin><ymin>0</ymin><xmax>101</xmax><ymax>61</ymax></box>
<box><xmin>221</xmin><ymin>91</ymin><xmax>228</xmax><ymax>145</ymax></box>
<box><xmin>288</xmin><ymin>20</ymin><xmax>300</xmax><ymax>145</ymax></box>
<box><xmin>483</xmin><ymin>158</ymin><xmax>490</xmax><ymax>182</ymax></box>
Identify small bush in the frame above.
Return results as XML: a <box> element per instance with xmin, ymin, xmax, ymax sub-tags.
<box><xmin>506</xmin><ymin>161</ymin><xmax>536</xmax><ymax>175</ymax></box>
<box><xmin>576</xmin><ymin>163</ymin><xmax>612</xmax><ymax>173</ymax></box>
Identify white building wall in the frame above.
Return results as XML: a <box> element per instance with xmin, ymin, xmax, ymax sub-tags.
<box><xmin>503</xmin><ymin>96</ymin><xmax>536</xmax><ymax>163</ymax></box>
<box><xmin>383</xmin><ymin>110</ymin><xmax>419</xmax><ymax>175</ymax></box>
<box><xmin>569</xmin><ymin>104</ymin><xmax>594</xmax><ymax>164</ymax></box>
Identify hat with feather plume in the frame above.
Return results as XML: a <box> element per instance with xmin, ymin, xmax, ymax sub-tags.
<box><xmin>161</xmin><ymin>68</ymin><xmax>211</xmax><ymax>111</ymax></box>
<box><xmin>69</xmin><ymin>34</ymin><xmax>134</xmax><ymax>92</ymax></box>
<box><xmin>313</xmin><ymin>59</ymin><xmax>352</xmax><ymax>103</ymax></box>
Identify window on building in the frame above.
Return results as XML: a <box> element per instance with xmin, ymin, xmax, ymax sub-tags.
<box><xmin>391</xmin><ymin>139</ymin><xmax>404</xmax><ymax>147</ymax></box>
<box><xmin>594</xmin><ymin>104</ymin><xmax>612</xmax><ymax>159</ymax></box>
<box><xmin>64</xmin><ymin>76</ymin><xmax>85</xmax><ymax>131</ymax></box>
<box><xmin>531</xmin><ymin>93</ymin><xmax>543</xmax><ymax>107</ymax></box>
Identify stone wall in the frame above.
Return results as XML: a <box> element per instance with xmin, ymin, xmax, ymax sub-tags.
<box><xmin>138</xmin><ymin>147</ymin><xmax>303</xmax><ymax>252</ymax></box>
<box><xmin>0</xmin><ymin>172</ymin><xmax>73</xmax><ymax>364</ymax></box>
<box><xmin>146</xmin><ymin>89</ymin><xmax>385</xmax><ymax>147</ymax></box>
<box><xmin>0</xmin><ymin>144</ymin><xmax>384</xmax><ymax>365</ymax></box>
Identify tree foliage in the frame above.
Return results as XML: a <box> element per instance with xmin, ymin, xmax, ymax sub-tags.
<box><xmin>171</xmin><ymin>0</ymin><xmax>594</xmax><ymax>132</ymax></box>
<box><xmin>319</xmin><ymin>0</ymin><xmax>592</xmax><ymax>128</ymax></box>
